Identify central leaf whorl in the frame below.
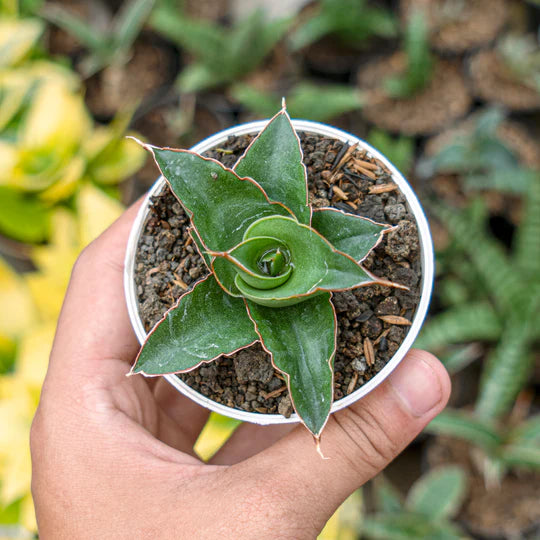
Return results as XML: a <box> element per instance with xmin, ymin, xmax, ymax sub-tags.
<box><xmin>229</xmin><ymin>235</ymin><xmax>293</xmax><ymax>292</ymax></box>
<box><xmin>258</xmin><ymin>248</ymin><xmax>287</xmax><ymax>277</ymax></box>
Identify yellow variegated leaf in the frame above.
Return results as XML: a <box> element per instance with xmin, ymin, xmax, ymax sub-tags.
<box><xmin>20</xmin><ymin>79</ymin><xmax>90</xmax><ymax>156</ymax></box>
<box><xmin>0</xmin><ymin>258</ymin><xmax>36</xmax><ymax>338</ymax></box>
<box><xmin>20</xmin><ymin>492</ymin><xmax>37</xmax><ymax>533</ymax></box>
<box><xmin>82</xmin><ymin>108</ymin><xmax>134</xmax><ymax>161</ymax></box>
<box><xmin>25</xmin><ymin>272</ymin><xmax>66</xmax><ymax>322</ymax></box>
<box><xmin>0</xmin><ymin>141</ymin><xmax>16</xmax><ymax>183</ymax></box>
<box><xmin>16</xmin><ymin>323</ymin><xmax>55</xmax><ymax>388</ymax></box>
<box><xmin>0</xmin><ymin>334</ymin><xmax>15</xmax><ymax>356</ymax></box>
<box><xmin>88</xmin><ymin>132</ymin><xmax>147</xmax><ymax>184</ymax></box>
<box><xmin>0</xmin><ymin>376</ymin><xmax>37</xmax><ymax>506</ymax></box>
<box><xmin>22</xmin><ymin>59</ymin><xmax>81</xmax><ymax>91</ymax></box>
<box><xmin>26</xmin><ymin>210</ymin><xmax>78</xmax><ymax>320</ymax></box>
<box><xmin>319</xmin><ymin>491</ymin><xmax>363</xmax><ymax>540</ymax></box>
<box><xmin>0</xmin><ymin>443</ymin><xmax>30</xmax><ymax>506</ymax></box>
<box><xmin>77</xmin><ymin>183</ymin><xmax>124</xmax><ymax>247</ymax></box>
<box><xmin>39</xmin><ymin>155</ymin><xmax>86</xmax><ymax>203</ymax></box>
<box><xmin>0</xmin><ymin>71</ymin><xmax>30</xmax><ymax>131</ymax></box>
<box><xmin>0</xmin><ymin>19</ymin><xmax>43</xmax><ymax>68</ymax></box>
<box><xmin>194</xmin><ymin>413</ymin><xmax>240</xmax><ymax>461</ymax></box>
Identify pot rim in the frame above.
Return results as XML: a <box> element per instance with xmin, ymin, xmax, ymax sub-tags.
<box><xmin>124</xmin><ymin>119</ymin><xmax>434</xmax><ymax>426</ymax></box>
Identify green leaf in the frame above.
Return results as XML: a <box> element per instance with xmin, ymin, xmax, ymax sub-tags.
<box><xmin>290</xmin><ymin>0</ymin><xmax>396</xmax><ymax>50</ymax></box>
<box><xmin>0</xmin><ymin>337</ymin><xmax>16</xmax><ymax>375</ymax></box>
<box><xmin>287</xmin><ymin>83</ymin><xmax>364</xmax><ymax>122</ymax></box>
<box><xmin>501</xmin><ymin>444</ymin><xmax>540</xmax><ymax>470</ymax></box>
<box><xmin>425</xmin><ymin>409</ymin><xmax>501</xmax><ymax>451</ymax></box>
<box><xmin>0</xmin><ymin>186</ymin><xmax>50</xmax><ymax>243</ymax></box>
<box><xmin>218</xmin><ymin>216</ymin><xmax>378</xmax><ymax>307</ymax></box>
<box><xmin>433</xmin><ymin>202</ymin><xmax>523</xmax><ymax>315</ymax></box>
<box><xmin>223</xmin><ymin>236</ymin><xmax>292</xmax><ymax>290</ymax></box>
<box><xmin>439</xmin><ymin>344</ymin><xmax>482</xmax><ymax>375</ymax></box>
<box><xmin>149</xmin><ymin>5</ymin><xmax>224</xmax><ymax>66</ymax></box>
<box><xmin>177</xmin><ymin>63</ymin><xmax>225</xmax><ymax>94</ymax></box>
<box><xmin>112</xmin><ymin>0</ymin><xmax>155</xmax><ymax>57</ymax></box>
<box><xmin>40</xmin><ymin>3</ymin><xmax>107</xmax><ymax>53</ymax></box>
<box><xmin>414</xmin><ymin>302</ymin><xmax>501</xmax><ymax>351</ymax></box>
<box><xmin>246</xmin><ymin>293</ymin><xmax>335</xmax><ymax>436</ymax></box>
<box><xmin>144</xmin><ymin>145</ymin><xmax>293</xmax><ymax>252</ymax></box>
<box><xmin>232</xmin><ymin>83</ymin><xmax>364</xmax><ymax>123</ymax></box>
<box><xmin>476</xmin><ymin>316</ymin><xmax>535</xmax><ymax>421</ymax></box>
<box><xmin>372</xmin><ymin>475</ymin><xmax>403</xmax><ymax>513</ymax></box>
<box><xmin>234</xmin><ymin>108</ymin><xmax>310</xmax><ymax>225</ymax></box>
<box><xmin>507</xmin><ymin>414</ymin><xmax>540</xmax><ymax>444</ymax></box>
<box><xmin>189</xmin><ymin>227</ymin><xmax>212</xmax><ymax>270</ymax></box>
<box><xmin>362</xmin><ymin>512</ymin><xmax>464</xmax><ymax>540</ymax></box>
<box><xmin>230</xmin><ymin>83</ymin><xmax>280</xmax><ymax>118</ymax></box>
<box><xmin>289</xmin><ymin>11</ymin><xmax>333</xmax><ymax>51</ymax></box>
<box><xmin>464</xmin><ymin>167</ymin><xmax>533</xmax><ymax>194</ymax></box>
<box><xmin>384</xmin><ymin>9</ymin><xmax>433</xmax><ymax>98</ymax></box>
<box><xmin>515</xmin><ymin>172</ymin><xmax>540</xmax><ymax>279</ymax></box>
<box><xmin>311</xmin><ymin>208</ymin><xmax>390</xmax><ymax>262</ymax></box>
<box><xmin>406</xmin><ymin>466</ymin><xmax>467</xmax><ymax>520</ymax></box>
<box><xmin>367</xmin><ymin>130</ymin><xmax>414</xmax><ymax>174</ymax></box>
<box><xmin>132</xmin><ymin>275</ymin><xmax>258</xmax><ymax>375</ymax></box>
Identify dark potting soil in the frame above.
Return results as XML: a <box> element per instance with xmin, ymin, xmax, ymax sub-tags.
<box><xmin>134</xmin><ymin>133</ymin><xmax>422</xmax><ymax>417</ymax></box>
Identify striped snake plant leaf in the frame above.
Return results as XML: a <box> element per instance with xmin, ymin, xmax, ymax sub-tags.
<box><xmin>425</xmin><ymin>409</ymin><xmax>501</xmax><ymax>452</ymax></box>
<box><xmin>414</xmin><ymin>302</ymin><xmax>501</xmax><ymax>351</ymax></box>
<box><xmin>476</xmin><ymin>314</ymin><xmax>535</xmax><ymax>421</ymax></box>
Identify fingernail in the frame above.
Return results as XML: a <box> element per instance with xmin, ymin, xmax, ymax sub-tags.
<box><xmin>388</xmin><ymin>356</ymin><xmax>443</xmax><ymax>417</ymax></box>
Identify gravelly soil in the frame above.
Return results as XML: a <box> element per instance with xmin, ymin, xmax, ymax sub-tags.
<box><xmin>134</xmin><ymin>132</ymin><xmax>422</xmax><ymax>417</ymax></box>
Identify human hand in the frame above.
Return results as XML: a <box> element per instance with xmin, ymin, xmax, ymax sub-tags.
<box><xmin>31</xmin><ymin>203</ymin><xmax>451</xmax><ymax>539</ymax></box>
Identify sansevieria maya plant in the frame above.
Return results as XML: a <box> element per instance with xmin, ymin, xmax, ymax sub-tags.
<box><xmin>129</xmin><ymin>104</ymin><xmax>406</xmax><ymax>442</ymax></box>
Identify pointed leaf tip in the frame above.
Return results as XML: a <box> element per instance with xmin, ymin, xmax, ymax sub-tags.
<box><xmin>234</xmin><ymin>108</ymin><xmax>310</xmax><ymax>224</ymax></box>
<box><xmin>133</xmin><ymin>275</ymin><xmax>258</xmax><ymax>375</ymax></box>
<box><xmin>246</xmin><ymin>293</ymin><xmax>336</xmax><ymax>436</ymax></box>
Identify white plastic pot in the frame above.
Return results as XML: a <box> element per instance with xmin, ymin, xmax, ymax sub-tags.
<box><xmin>124</xmin><ymin>119</ymin><xmax>434</xmax><ymax>426</ymax></box>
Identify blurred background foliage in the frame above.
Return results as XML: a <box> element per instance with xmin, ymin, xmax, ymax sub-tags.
<box><xmin>0</xmin><ymin>0</ymin><xmax>539</xmax><ymax>538</ymax></box>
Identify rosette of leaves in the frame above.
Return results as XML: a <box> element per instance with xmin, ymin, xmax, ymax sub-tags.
<box><xmin>497</xmin><ymin>32</ymin><xmax>540</xmax><ymax>93</ymax></box>
<box><xmin>384</xmin><ymin>9</ymin><xmax>433</xmax><ymax>99</ymax></box>
<box><xmin>363</xmin><ymin>467</ymin><xmax>467</xmax><ymax>540</ymax></box>
<box><xmin>290</xmin><ymin>0</ymin><xmax>397</xmax><ymax>51</ymax></box>
<box><xmin>418</xmin><ymin>108</ymin><xmax>535</xmax><ymax>194</ymax></box>
<box><xmin>131</xmin><ymin>106</ymin><xmax>401</xmax><ymax>438</ymax></box>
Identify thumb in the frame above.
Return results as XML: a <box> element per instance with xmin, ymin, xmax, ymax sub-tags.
<box><xmin>238</xmin><ymin>349</ymin><xmax>450</xmax><ymax>536</ymax></box>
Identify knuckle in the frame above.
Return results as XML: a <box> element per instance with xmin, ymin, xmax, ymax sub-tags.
<box><xmin>332</xmin><ymin>405</ymin><xmax>401</xmax><ymax>475</ymax></box>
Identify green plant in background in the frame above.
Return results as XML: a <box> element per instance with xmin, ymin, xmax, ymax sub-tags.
<box><xmin>231</xmin><ymin>81</ymin><xmax>364</xmax><ymax>122</ymax></box>
<box><xmin>427</xmin><ymin>409</ymin><xmax>540</xmax><ymax>486</ymax></box>
<box><xmin>419</xmin><ymin>108</ymin><xmax>535</xmax><ymax>194</ymax></box>
<box><xmin>363</xmin><ymin>467</ymin><xmax>468</xmax><ymax>539</ymax></box>
<box><xmin>130</xmin><ymin>106</ymin><xmax>403</xmax><ymax>438</ymax></box>
<box><xmin>290</xmin><ymin>0</ymin><xmax>396</xmax><ymax>51</ymax></box>
<box><xmin>497</xmin><ymin>31</ymin><xmax>540</xmax><ymax>92</ymax></box>
<box><xmin>41</xmin><ymin>0</ymin><xmax>155</xmax><ymax>78</ymax></box>
<box><xmin>367</xmin><ymin>129</ymin><xmax>415</xmax><ymax>176</ymax></box>
<box><xmin>384</xmin><ymin>9</ymin><xmax>433</xmax><ymax>98</ymax></box>
<box><xmin>0</xmin><ymin>0</ymin><xmax>42</xmax><ymax>17</ymax></box>
<box><xmin>418</xmin><ymin>179</ymin><xmax>540</xmax><ymax>483</ymax></box>
<box><xmin>150</xmin><ymin>4</ymin><xmax>290</xmax><ymax>93</ymax></box>
<box><xmin>0</xmin><ymin>16</ymin><xmax>147</xmax><ymax>243</ymax></box>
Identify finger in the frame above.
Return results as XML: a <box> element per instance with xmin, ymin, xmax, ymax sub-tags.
<box><xmin>48</xmin><ymin>201</ymin><xmax>143</xmax><ymax>380</ymax></box>
<box><xmin>153</xmin><ymin>378</ymin><xmax>211</xmax><ymax>447</ymax></box>
<box><xmin>209</xmin><ymin>423</ymin><xmax>295</xmax><ymax>465</ymax></box>
<box><xmin>236</xmin><ymin>350</ymin><xmax>451</xmax><ymax>535</ymax></box>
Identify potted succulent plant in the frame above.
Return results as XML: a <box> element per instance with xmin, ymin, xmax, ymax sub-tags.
<box><xmin>124</xmin><ymin>104</ymin><xmax>433</xmax><ymax>444</ymax></box>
